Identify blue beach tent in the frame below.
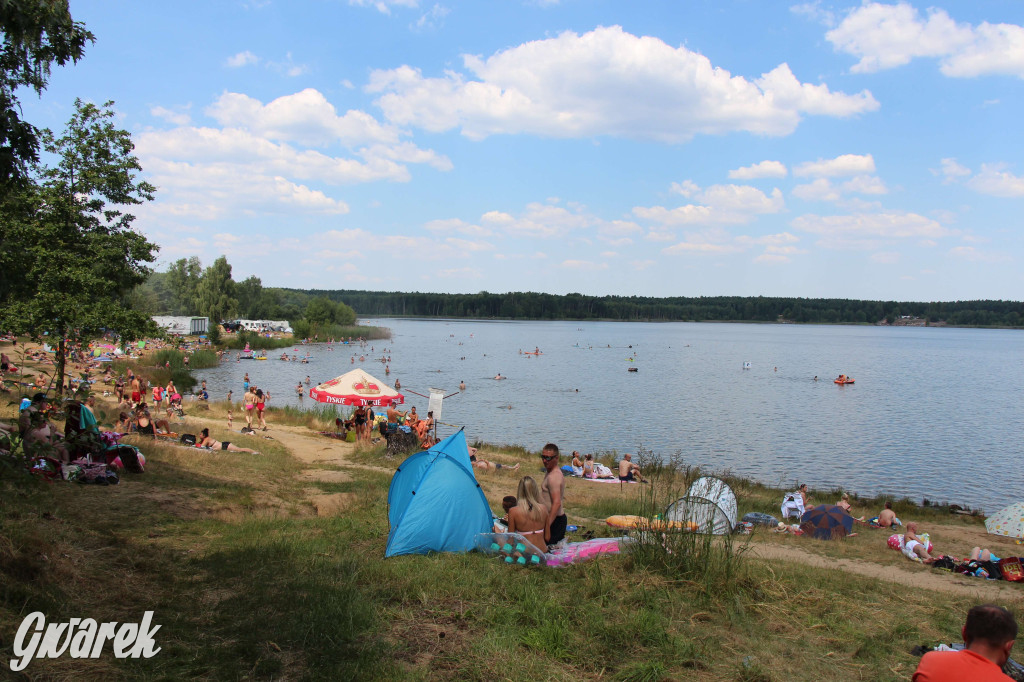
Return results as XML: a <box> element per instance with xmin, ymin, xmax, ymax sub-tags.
<box><xmin>385</xmin><ymin>429</ymin><xmax>493</xmax><ymax>557</ymax></box>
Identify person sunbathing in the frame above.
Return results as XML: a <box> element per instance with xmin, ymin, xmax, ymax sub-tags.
<box><xmin>902</xmin><ymin>522</ymin><xmax>936</xmax><ymax>563</ymax></box>
<box><xmin>970</xmin><ymin>547</ymin><xmax>1001</xmax><ymax>563</ymax></box>
<box><xmin>508</xmin><ymin>476</ymin><xmax>549</xmax><ymax>553</ymax></box>
<box><xmin>197</xmin><ymin>428</ymin><xmax>258</xmax><ymax>454</ymax></box>
<box><xmin>470</xmin><ymin>447</ymin><xmax>520</xmax><ymax>472</ymax></box>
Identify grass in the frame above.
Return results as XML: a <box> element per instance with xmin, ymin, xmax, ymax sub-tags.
<box><xmin>2</xmin><ymin>384</ymin><xmax>1023</xmax><ymax>680</ymax></box>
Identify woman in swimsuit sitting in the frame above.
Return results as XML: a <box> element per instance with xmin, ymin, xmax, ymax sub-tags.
<box><xmin>582</xmin><ymin>453</ymin><xmax>595</xmax><ymax>478</ymax></box>
<box><xmin>571</xmin><ymin>451</ymin><xmax>584</xmax><ymax>476</ymax></box>
<box><xmin>134</xmin><ymin>409</ymin><xmax>157</xmax><ymax>437</ymax></box>
<box><xmin>508</xmin><ymin>476</ymin><xmax>549</xmax><ymax>553</ymax></box>
<box><xmin>197</xmin><ymin>428</ymin><xmax>258</xmax><ymax>454</ymax></box>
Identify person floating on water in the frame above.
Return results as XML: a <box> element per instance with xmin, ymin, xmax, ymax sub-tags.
<box><xmin>494</xmin><ymin>373</ymin><xmax>505</xmax><ymax>380</ymax></box>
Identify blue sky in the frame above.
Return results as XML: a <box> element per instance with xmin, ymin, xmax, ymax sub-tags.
<box><xmin>25</xmin><ymin>1</ymin><xmax>1024</xmax><ymax>300</ymax></box>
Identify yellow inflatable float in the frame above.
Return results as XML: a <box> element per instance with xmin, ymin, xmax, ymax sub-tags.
<box><xmin>605</xmin><ymin>515</ymin><xmax>696</xmax><ymax>532</ymax></box>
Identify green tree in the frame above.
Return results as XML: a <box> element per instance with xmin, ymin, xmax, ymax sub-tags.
<box><xmin>194</xmin><ymin>255</ymin><xmax>238</xmax><ymax>323</ymax></box>
<box><xmin>0</xmin><ymin>99</ymin><xmax>157</xmax><ymax>396</ymax></box>
<box><xmin>335</xmin><ymin>300</ymin><xmax>356</xmax><ymax>326</ymax></box>
<box><xmin>236</xmin><ymin>275</ymin><xmax>269</xmax><ymax>319</ymax></box>
<box><xmin>304</xmin><ymin>296</ymin><xmax>337</xmax><ymax>326</ymax></box>
<box><xmin>0</xmin><ymin>1</ymin><xmax>93</xmax><ymax>186</ymax></box>
<box><xmin>165</xmin><ymin>256</ymin><xmax>202</xmax><ymax>315</ymax></box>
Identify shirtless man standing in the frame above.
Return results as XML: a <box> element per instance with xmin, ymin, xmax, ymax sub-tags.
<box><xmin>386</xmin><ymin>403</ymin><xmax>406</xmax><ymax>432</ymax></box>
<box><xmin>540</xmin><ymin>443</ymin><xmax>567</xmax><ymax>548</ymax></box>
<box><xmin>129</xmin><ymin>374</ymin><xmax>142</xmax><ymax>405</ymax></box>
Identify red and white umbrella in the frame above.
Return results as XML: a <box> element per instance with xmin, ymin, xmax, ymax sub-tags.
<box><xmin>308</xmin><ymin>369</ymin><xmax>404</xmax><ymax>407</ymax></box>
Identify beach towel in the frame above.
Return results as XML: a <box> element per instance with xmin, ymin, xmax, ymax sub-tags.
<box><xmin>781</xmin><ymin>492</ymin><xmax>805</xmax><ymax>519</ymax></box>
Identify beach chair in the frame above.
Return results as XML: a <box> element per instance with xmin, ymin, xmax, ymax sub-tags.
<box><xmin>780</xmin><ymin>492</ymin><xmax>805</xmax><ymax>519</ymax></box>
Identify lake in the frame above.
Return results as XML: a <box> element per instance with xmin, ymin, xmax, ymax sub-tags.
<box><xmin>197</xmin><ymin>319</ymin><xmax>1023</xmax><ymax>512</ymax></box>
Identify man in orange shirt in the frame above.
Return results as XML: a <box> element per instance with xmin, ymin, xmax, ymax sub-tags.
<box><xmin>913</xmin><ymin>604</ymin><xmax>1017</xmax><ymax>681</ymax></box>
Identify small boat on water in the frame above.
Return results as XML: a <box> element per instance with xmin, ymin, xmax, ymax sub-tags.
<box><xmin>834</xmin><ymin>374</ymin><xmax>854</xmax><ymax>385</ymax></box>
<box><xmin>627</xmin><ymin>367</ymin><xmax>638</xmax><ymax>372</ymax></box>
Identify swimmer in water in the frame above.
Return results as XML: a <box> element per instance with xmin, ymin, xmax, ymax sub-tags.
<box><xmin>494</xmin><ymin>373</ymin><xmax>504</xmax><ymax>380</ymax></box>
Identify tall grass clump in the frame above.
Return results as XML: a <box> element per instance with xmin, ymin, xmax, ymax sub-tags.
<box><xmin>270</xmin><ymin>403</ymin><xmax>351</xmax><ymax>430</ymax></box>
<box><xmin>625</xmin><ymin>447</ymin><xmax>750</xmax><ymax>602</ymax></box>
<box><xmin>187</xmin><ymin>349</ymin><xmax>219</xmax><ymax>369</ymax></box>
<box><xmin>150</xmin><ymin>349</ymin><xmax>186</xmax><ymax>370</ymax></box>
<box><xmin>140</xmin><ymin>350</ymin><xmax>196</xmax><ymax>392</ymax></box>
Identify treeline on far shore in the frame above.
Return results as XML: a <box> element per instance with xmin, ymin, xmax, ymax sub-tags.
<box><xmin>280</xmin><ymin>289</ymin><xmax>1024</xmax><ymax>327</ymax></box>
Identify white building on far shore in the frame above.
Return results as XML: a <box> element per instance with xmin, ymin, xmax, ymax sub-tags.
<box><xmin>152</xmin><ymin>316</ymin><xmax>209</xmax><ymax>336</ymax></box>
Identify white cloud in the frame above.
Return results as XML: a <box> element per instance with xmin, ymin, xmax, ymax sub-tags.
<box><xmin>967</xmin><ymin>165</ymin><xmax>1024</xmax><ymax>197</ymax></box>
<box><xmin>480</xmin><ymin>201</ymin><xmax>594</xmax><ymax>239</ymax></box>
<box><xmin>412</xmin><ymin>4</ymin><xmax>450</xmax><ymax>32</ymax></box>
<box><xmin>841</xmin><ymin>175</ymin><xmax>887</xmax><ymax>195</ymax></box>
<box><xmin>949</xmin><ymin>246</ymin><xmax>1011</xmax><ymax>262</ymax></box>
<box><xmin>792</xmin><ymin>178</ymin><xmax>840</xmax><ymax>202</ymax></box>
<box><xmin>939</xmin><ymin>157</ymin><xmax>971</xmax><ymax>183</ymax></box>
<box><xmin>598</xmin><ymin>220</ymin><xmax>642</xmax><ymax>238</ymax></box>
<box><xmin>870</xmin><ymin>251</ymin><xmax>901</xmax><ymax>264</ymax></box>
<box><xmin>136</xmin><ymin>127</ymin><xmax>417</xmax><ymax>184</ymax></box>
<box><xmin>792</xmin><ymin>211</ymin><xmax>950</xmax><ymax>248</ymax></box>
<box><xmin>481</xmin><ymin>210</ymin><xmax>515</xmax><ymax>225</ymax></box>
<box><xmin>367</xmin><ymin>26</ymin><xmax>877</xmax><ymax>142</ymax></box>
<box><xmin>661</xmin><ymin>227</ymin><xmax>801</xmax><ymax>260</ymax></box>
<box><xmin>827</xmin><ymin>3</ymin><xmax>1024</xmax><ymax>78</ymax></box>
<box><xmin>562</xmin><ymin>260</ymin><xmax>608</xmax><ymax>270</ymax></box>
<box><xmin>445</xmin><ymin>237</ymin><xmax>494</xmax><ymax>252</ymax></box>
<box><xmin>629</xmin><ymin>259</ymin><xmax>656</xmax><ymax>270</ymax></box>
<box><xmin>136</xmin><ymin>90</ymin><xmax>452</xmax><ymax>225</ymax></box>
<box><xmin>150</xmin><ymin>105</ymin><xmax>191</xmax><ymax>126</ymax></box>
<box><xmin>791</xmin><ymin>2</ymin><xmax>835</xmax><ymax>28</ymax></box>
<box><xmin>662</xmin><ymin>241</ymin><xmax>739</xmax><ymax>255</ymax></box>
<box><xmin>350</xmin><ymin>0</ymin><xmax>419</xmax><ymax>14</ymax></box>
<box><xmin>670</xmin><ymin>180</ymin><xmax>701</xmax><ymax>197</ymax></box>
<box><xmin>225</xmin><ymin>50</ymin><xmax>259</xmax><ymax>68</ymax></box>
<box><xmin>794</xmin><ymin>153</ymin><xmax>875</xmax><ymax>177</ymax></box>
<box><xmin>635</xmin><ymin>183</ymin><xmax>784</xmax><ymax>226</ymax></box>
<box><xmin>436</xmin><ymin>267</ymin><xmax>483</xmax><ymax>279</ymax></box>
<box><xmin>424</xmin><ymin>218</ymin><xmax>493</xmax><ymax>236</ymax></box>
<box><xmin>645</xmin><ymin>230</ymin><xmax>677</xmax><ymax>242</ymax></box>
<box><xmin>728</xmin><ymin>160</ymin><xmax>788</xmax><ymax>179</ymax></box>
<box><xmin>206</xmin><ymin>89</ymin><xmax>401</xmax><ymax>147</ymax></box>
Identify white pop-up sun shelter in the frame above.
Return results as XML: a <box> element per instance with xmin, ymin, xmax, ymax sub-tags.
<box><xmin>664</xmin><ymin>476</ymin><xmax>738</xmax><ymax>535</ymax></box>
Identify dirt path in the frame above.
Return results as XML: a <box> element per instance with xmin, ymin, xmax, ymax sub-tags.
<box><xmin>748</xmin><ymin>542</ymin><xmax>1023</xmax><ymax>598</ymax></box>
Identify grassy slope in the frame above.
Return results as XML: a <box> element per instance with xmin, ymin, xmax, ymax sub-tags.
<box><xmin>2</xmin><ymin>370</ymin><xmax>1023</xmax><ymax>679</ymax></box>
